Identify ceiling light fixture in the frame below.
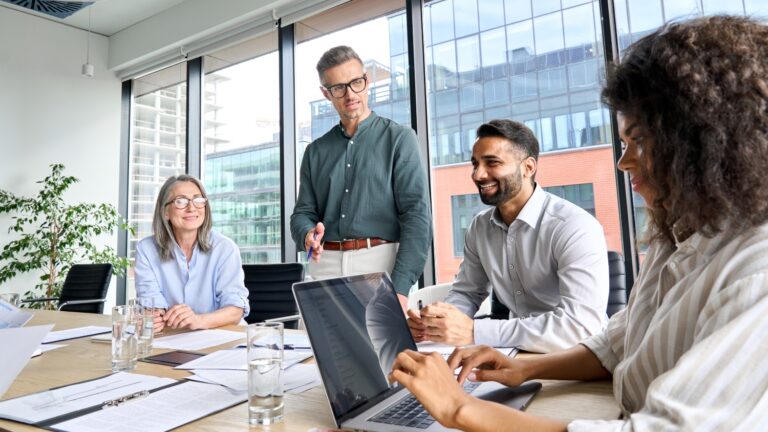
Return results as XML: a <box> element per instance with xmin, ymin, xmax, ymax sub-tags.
<box><xmin>81</xmin><ymin>6</ymin><xmax>94</xmax><ymax>77</ymax></box>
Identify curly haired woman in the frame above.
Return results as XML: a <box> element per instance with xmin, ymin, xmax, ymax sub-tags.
<box><xmin>389</xmin><ymin>16</ymin><xmax>768</xmax><ymax>431</ymax></box>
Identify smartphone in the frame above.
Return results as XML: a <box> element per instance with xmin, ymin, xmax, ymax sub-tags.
<box><xmin>140</xmin><ymin>350</ymin><xmax>205</xmax><ymax>366</ymax></box>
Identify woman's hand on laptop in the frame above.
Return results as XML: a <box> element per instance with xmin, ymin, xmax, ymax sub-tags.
<box><xmin>448</xmin><ymin>345</ymin><xmax>528</xmax><ymax>388</ymax></box>
<box><xmin>389</xmin><ymin>350</ymin><xmax>472</xmax><ymax>429</ymax></box>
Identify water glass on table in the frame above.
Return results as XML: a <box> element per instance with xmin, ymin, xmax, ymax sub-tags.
<box><xmin>131</xmin><ymin>298</ymin><xmax>155</xmax><ymax>357</ymax></box>
<box><xmin>111</xmin><ymin>305</ymin><xmax>138</xmax><ymax>371</ymax></box>
<box><xmin>247</xmin><ymin>322</ymin><xmax>284</xmax><ymax>425</ymax></box>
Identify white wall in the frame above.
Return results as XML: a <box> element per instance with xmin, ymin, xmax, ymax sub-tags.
<box><xmin>0</xmin><ymin>7</ymin><xmax>121</xmax><ymax>305</ymax></box>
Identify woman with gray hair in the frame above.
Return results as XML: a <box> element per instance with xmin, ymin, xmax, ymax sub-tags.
<box><xmin>134</xmin><ymin>174</ymin><xmax>248</xmax><ymax>332</ymax></box>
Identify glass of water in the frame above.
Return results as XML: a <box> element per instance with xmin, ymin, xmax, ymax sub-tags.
<box><xmin>133</xmin><ymin>297</ymin><xmax>155</xmax><ymax>358</ymax></box>
<box><xmin>112</xmin><ymin>305</ymin><xmax>138</xmax><ymax>371</ymax></box>
<box><xmin>247</xmin><ymin>322</ymin><xmax>284</xmax><ymax>425</ymax></box>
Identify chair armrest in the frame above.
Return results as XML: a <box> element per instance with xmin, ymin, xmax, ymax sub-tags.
<box><xmin>264</xmin><ymin>314</ymin><xmax>301</xmax><ymax>324</ymax></box>
<box><xmin>21</xmin><ymin>297</ymin><xmax>60</xmax><ymax>305</ymax></box>
<box><xmin>57</xmin><ymin>298</ymin><xmax>107</xmax><ymax>311</ymax></box>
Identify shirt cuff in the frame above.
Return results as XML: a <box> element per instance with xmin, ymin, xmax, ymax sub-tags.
<box><xmin>218</xmin><ymin>294</ymin><xmax>249</xmax><ymax>317</ymax></box>
<box><xmin>473</xmin><ymin>319</ymin><xmax>504</xmax><ymax>347</ymax></box>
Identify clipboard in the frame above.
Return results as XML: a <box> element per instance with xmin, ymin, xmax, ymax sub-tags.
<box><xmin>0</xmin><ymin>372</ymin><xmax>178</xmax><ymax>428</ymax></box>
<box><xmin>0</xmin><ymin>372</ymin><xmax>248</xmax><ymax>431</ymax></box>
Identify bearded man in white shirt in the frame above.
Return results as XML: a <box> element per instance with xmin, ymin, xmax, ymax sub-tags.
<box><xmin>407</xmin><ymin>119</ymin><xmax>608</xmax><ymax>352</ymax></box>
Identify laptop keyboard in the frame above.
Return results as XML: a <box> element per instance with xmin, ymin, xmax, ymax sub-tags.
<box><xmin>369</xmin><ymin>381</ymin><xmax>481</xmax><ymax>429</ymax></box>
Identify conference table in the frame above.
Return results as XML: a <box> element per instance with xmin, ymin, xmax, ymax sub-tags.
<box><xmin>1</xmin><ymin>310</ymin><xmax>621</xmax><ymax>431</ymax></box>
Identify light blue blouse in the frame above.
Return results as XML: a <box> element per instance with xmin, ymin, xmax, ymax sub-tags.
<box><xmin>134</xmin><ymin>230</ymin><xmax>249</xmax><ymax>317</ymax></box>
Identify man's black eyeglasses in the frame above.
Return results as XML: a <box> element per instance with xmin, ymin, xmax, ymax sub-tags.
<box><xmin>323</xmin><ymin>74</ymin><xmax>368</xmax><ymax>98</ymax></box>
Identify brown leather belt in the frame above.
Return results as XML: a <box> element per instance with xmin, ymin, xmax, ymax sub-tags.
<box><xmin>322</xmin><ymin>238</ymin><xmax>389</xmax><ymax>251</ymax></box>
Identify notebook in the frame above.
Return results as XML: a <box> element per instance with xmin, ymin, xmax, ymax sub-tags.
<box><xmin>293</xmin><ymin>272</ymin><xmax>541</xmax><ymax>431</ymax></box>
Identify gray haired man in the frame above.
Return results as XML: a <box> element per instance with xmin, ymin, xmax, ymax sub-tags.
<box><xmin>290</xmin><ymin>45</ymin><xmax>432</xmax><ymax>309</ymax></box>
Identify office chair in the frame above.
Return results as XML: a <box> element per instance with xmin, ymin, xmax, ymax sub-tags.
<box><xmin>22</xmin><ymin>263</ymin><xmax>113</xmax><ymax>313</ymax></box>
<box><xmin>606</xmin><ymin>251</ymin><xmax>627</xmax><ymax>317</ymax></box>
<box><xmin>484</xmin><ymin>251</ymin><xmax>628</xmax><ymax>319</ymax></box>
<box><xmin>242</xmin><ymin>263</ymin><xmax>305</xmax><ymax>329</ymax></box>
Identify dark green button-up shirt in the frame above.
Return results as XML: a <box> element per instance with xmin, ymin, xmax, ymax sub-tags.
<box><xmin>290</xmin><ymin>112</ymin><xmax>432</xmax><ymax>295</ymax></box>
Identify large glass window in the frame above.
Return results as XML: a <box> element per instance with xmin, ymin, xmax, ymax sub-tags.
<box><xmin>619</xmin><ymin>0</ymin><xmax>768</xmax><ymax>258</ymax></box>
<box><xmin>127</xmin><ymin>63</ymin><xmax>187</xmax><ymax>298</ymax></box>
<box><xmin>425</xmin><ymin>0</ymin><xmax>622</xmax><ymax>283</ymax></box>
<box><xmin>202</xmin><ymin>31</ymin><xmax>281</xmax><ymax>264</ymax></box>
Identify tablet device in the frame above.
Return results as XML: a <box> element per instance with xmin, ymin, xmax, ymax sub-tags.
<box><xmin>140</xmin><ymin>350</ymin><xmax>205</xmax><ymax>366</ymax></box>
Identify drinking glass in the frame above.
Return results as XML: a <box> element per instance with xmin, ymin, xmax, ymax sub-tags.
<box><xmin>247</xmin><ymin>322</ymin><xmax>284</xmax><ymax>425</ymax></box>
<box><xmin>0</xmin><ymin>292</ymin><xmax>21</xmax><ymax>307</ymax></box>
<box><xmin>132</xmin><ymin>298</ymin><xmax>155</xmax><ymax>357</ymax></box>
<box><xmin>111</xmin><ymin>305</ymin><xmax>138</xmax><ymax>371</ymax></box>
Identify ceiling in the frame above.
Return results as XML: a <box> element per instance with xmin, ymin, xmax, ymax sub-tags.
<box><xmin>0</xmin><ymin>0</ymin><xmax>189</xmax><ymax>36</ymax></box>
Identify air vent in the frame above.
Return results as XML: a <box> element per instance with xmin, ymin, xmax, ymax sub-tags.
<box><xmin>1</xmin><ymin>0</ymin><xmax>94</xmax><ymax>19</ymax></box>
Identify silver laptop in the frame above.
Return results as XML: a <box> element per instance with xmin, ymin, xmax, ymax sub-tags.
<box><xmin>293</xmin><ymin>272</ymin><xmax>541</xmax><ymax>432</ymax></box>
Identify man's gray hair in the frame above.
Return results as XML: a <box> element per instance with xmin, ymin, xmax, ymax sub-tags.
<box><xmin>316</xmin><ymin>45</ymin><xmax>363</xmax><ymax>82</ymax></box>
<box><xmin>152</xmin><ymin>174</ymin><xmax>212</xmax><ymax>261</ymax></box>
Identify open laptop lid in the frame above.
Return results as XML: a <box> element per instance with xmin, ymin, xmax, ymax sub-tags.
<box><xmin>293</xmin><ymin>272</ymin><xmax>417</xmax><ymax>425</ymax></box>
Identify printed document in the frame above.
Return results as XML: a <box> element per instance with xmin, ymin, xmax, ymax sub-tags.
<box><xmin>0</xmin><ymin>372</ymin><xmax>173</xmax><ymax>424</ymax></box>
<box><xmin>175</xmin><ymin>347</ymin><xmax>312</xmax><ymax>371</ymax></box>
<box><xmin>52</xmin><ymin>381</ymin><xmax>247</xmax><ymax>432</ymax></box>
<box><xmin>152</xmin><ymin>329</ymin><xmax>244</xmax><ymax>351</ymax></box>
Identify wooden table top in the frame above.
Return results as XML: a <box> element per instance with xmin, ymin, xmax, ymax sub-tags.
<box><xmin>1</xmin><ymin>310</ymin><xmax>620</xmax><ymax>431</ymax></box>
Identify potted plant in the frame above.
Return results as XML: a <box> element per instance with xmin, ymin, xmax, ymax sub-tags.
<box><xmin>0</xmin><ymin>164</ymin><xmax>133</xmax><ymax>308</ymax></box>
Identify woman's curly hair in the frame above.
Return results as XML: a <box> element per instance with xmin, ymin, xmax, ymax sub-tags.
<box><xmin>602</xmin><ymin>15</ymin><xmax>768</xmax><ymax>245</ymax></box>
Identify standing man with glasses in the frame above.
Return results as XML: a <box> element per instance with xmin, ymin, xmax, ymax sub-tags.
<box><xmin>290</xmin><ymin>46</ymin><xmax>432</xmax><ymax>309</ymax></box>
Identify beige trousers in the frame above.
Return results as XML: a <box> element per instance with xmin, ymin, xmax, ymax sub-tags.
<box><xmin>309</xmin><ymin>243</ymin><xmax>399</xmax><ymax>282</ymax></box>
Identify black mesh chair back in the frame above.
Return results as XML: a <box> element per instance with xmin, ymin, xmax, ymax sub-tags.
<box><xmin>242</xmin><ymin>263</ymin><xmax>305</xmax><ymax>328</ymax></box>
<box><xmin>59</xmin><ymin>264</ymin><xmax>113</xmax><ymax>313</ymax></box>
<box><xmin>606</xmin><ymin>251</ymin><xmax>627</xmax><ymax>317</ymax></box>
<box><xmin>488</xmin><ymin>251</ymin><xmax>628</xmax><ymax>319</ymax></box>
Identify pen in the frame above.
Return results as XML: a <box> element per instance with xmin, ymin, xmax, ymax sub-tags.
<box><xmin>307</xmin><ymin>232</ymin><xmax>318</xmax><ymax>261</ymax></box>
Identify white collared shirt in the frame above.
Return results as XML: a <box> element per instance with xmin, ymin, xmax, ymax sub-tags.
<box><xmin>445</xmin><ymin>184</ymin><xmax>609</xmax><ymax>352</ymax></box>
<box><xmin>570</xmin><ymin>224</ymin><xmax>768</xmax><ymax>431</ymax></box>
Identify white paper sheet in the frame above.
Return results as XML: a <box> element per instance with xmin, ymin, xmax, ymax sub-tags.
<box><xmin>52</xmin><ymin>381</ymin><xmax>247</xmax><ymax>432</ymax></box>
<box><xmin>0</xmin><ymin>372</ymin><xmax>174</xmax><ymax>424</ymax></box>
<box><xmin>152</xmin><ymin>329</ymin><xmax>244</xmax><ymax>351</ymax></box>
<box><xmin>42</xmin><ymin>326</ymin><xmax>111</xmax><ymax>344</ymax></box>
<box><xmin>175</xmin><ymin>347</ymin><xmax>312</xmax><ymax>371</ymax></box>
<box><xmin>0</xmin><ymin>324</ymin><xmax>53</xmax><ymax>397</ymax></box>
<box><xmin>0</xmin><ymin>299</ymin><xmax>33</xmax><ymax>329</ymax></box>
<box><xmin>187</xmin><ymin>363</ymin><xmax>321</xmax><ymax>394</ymax></box>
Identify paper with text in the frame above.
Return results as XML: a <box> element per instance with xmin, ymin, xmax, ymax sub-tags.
<box><xmin>152</xmin><ymin>329</ymin><xmax>244</xmax><ymax>351</ymax></box>
<box><xmin>0</xmin><ymin>372</ymin><xmax>173</xmax><ymax>424</ymax></box>
<box><xmin>53</xmin><ymin>381</ymin><xmax>247</xmax><ymax>432</ymax></box>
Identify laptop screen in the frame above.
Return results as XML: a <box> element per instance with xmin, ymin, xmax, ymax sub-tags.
<box><xmin>293</xmin><ymin>273</ymin><xmax>417</xmax><ymax>420</ymax></box>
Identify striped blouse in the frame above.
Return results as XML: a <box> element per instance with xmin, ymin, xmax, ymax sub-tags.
<box><xmin>569</xmin><ymin>223</ymin><xmax>768</xmax><ymax>431</ymax></box>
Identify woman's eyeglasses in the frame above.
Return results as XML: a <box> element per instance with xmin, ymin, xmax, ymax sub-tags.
<box><xmin>166</xmin><ymin>196</ymin><xmax>207</xmax><ymax>209</ymax></box>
